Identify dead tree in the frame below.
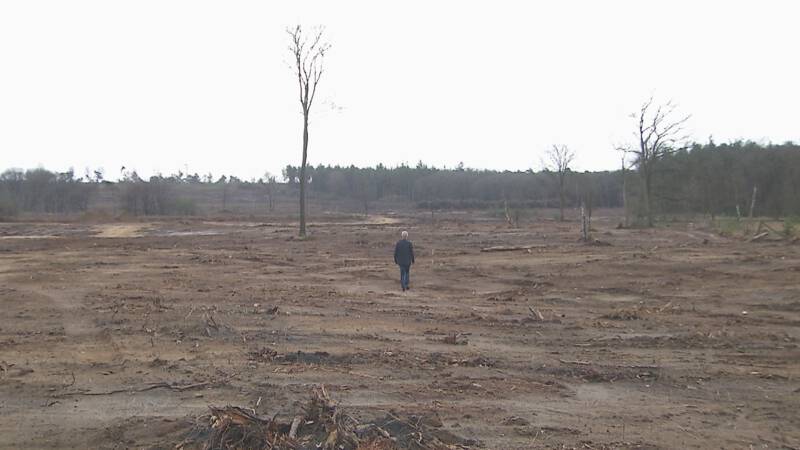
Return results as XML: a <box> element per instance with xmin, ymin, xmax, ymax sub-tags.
<box><xmin>624</xmin><ymin>97</ymin><xmax>690</xmax><ymax>227</ymax></box>
<box><xmin>265</xmin><ymin>174</ymin><xmax>276</xmax><ymax>212</ymax></box>
<box><xmin>288</xmin><ymin>25</ymin><xmax>330</xmax><ymax>237</ymax></box>
<box><xmin>621</xmin><ymin>155</ymin><xmax>630</xmax><ymax>228</ymax></box>
<box><xmin>546</xmin><ymin>144</ymin><xmax>574</xmax><ymax>222</ymax></box>
<box><xmin>358</xmin><ymin>175</ymin><xmax>373</xmax><ymax>217</ymax></box>
<box><xmin>580</xmin><ymin>201</ymin><xmax>590</xmax><ymax>241</ymax></box>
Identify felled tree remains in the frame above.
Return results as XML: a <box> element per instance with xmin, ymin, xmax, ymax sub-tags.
<box><xmin>182</xmin><ymin>385</ymin><xmax>471</xmax><ymax>450</ymax></box>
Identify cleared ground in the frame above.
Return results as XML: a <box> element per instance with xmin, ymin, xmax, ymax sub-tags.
<box><xmin>0</xmin><ymin>214</ymin><xmax>798</xmax><ymax>449</ymax></box>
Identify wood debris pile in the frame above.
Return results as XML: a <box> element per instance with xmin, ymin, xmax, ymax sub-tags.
<box><xmin>180</xmin><ymin>386</ymin><xmax>472</xmax><ymax>450</ymax></box>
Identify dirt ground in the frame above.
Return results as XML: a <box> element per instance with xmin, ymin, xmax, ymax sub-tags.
<box><xmin>1</xmin><ymin>213</ymin><xmax>798</xmax><ymax>449</ymax></box>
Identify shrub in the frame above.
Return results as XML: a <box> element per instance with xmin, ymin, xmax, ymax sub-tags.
<box><xmin>0</xmin><ymin>191</ymin><xmax>18</xmax><ymax>219</ymax></box>
<box><xmin>784</xmin><ymin>216</ymin><xmax>799</xmax><ymax>238</ymax></box>
<box><xmin>170</xmin><ymin>198</ymin><xmax>197</xmax><ymax>216</ymax></box>
<box><xmin>715</xmin><ymin>217</ymin><xmax>743</xmax><ymax>236</ymax></box>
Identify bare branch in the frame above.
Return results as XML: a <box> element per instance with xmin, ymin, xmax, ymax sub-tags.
<box><xmin>287</xmin><ymin>24</ymin><xmax>331</xmax><ymax>238</ymax></box>
<box><xmin>544</xmin><ymin>144</ymin><xmax>575</xmax><ymax>221</ymax></box>
<box><xmin>627</xmin><ymin>96</ymin><xmax>691</xmax><ymax>226</ymax></box>
<box><xmin>288</xmin><ymin>25</ymin><xmax>330</xmax><ymax>115</ymax></box>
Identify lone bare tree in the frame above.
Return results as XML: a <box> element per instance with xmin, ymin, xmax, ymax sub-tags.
<box><xmin>263</xmin><ymin>172</ymin><xmax>277</xmax><ymax>212</ymax></box>
<box><xmin>546</xmin><ymin>144</ymin><xmax>574</xmax><ymax>221</ymax></box>
<box><xmin>624</xmin><ymin>97</ymin><xmax>690</xmax><ymax>227</ymax></box>
<box><xmin>620</xmin><ymin>154</ymin><xmax>630</xmax><ymax>228</ymax></box>
<box><xmin>288</xmin><ymin>25</ymin><xmax>330</xmax><ymax>237</ymax></box>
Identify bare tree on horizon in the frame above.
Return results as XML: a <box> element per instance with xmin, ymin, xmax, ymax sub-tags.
<box><xmin>622</xmin><ymin>97</ymin><xmax>690</xmax><ymax>227</ymax></box>
<box><xmin>545</xmin><ymin>144</ymin><xmax>575</xmax><ymax>222</ymax></box>
<box><xmin>288</xmin><ymin>25</ymin><xmax>330</xmax><ymax>237</ymax></box>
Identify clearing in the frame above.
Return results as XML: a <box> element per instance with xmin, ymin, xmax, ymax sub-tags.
<box><xmin>0</xmin><ymin>214</ymin><xmax>798</xmax><ymax>449</ymax></box>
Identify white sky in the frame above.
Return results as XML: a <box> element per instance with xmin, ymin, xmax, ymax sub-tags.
<box><xmin>1</xmin><ymin>1</ymin><xmax>798</xmax><ymax>181</ymax></box>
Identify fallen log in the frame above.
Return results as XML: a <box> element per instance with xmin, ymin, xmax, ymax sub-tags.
<box><xmin>481</xmin><ymin>244</ymin><xmax>542</xmax><ymax>252</ymax></box>
<box><xmin>619</xmin><ymin>364</ymin><xmax>660</xmax><ymax>369</ymax></box>
<box><xmin>58</xmin><ymin>379</ymin><xmax>220</xmax><ymax>397</ymax></box>
<box><xmin>760</xmin><ymin>221</ymin><xmax>782</xmax><ymax>235</ymax></box>
<box><xmin>528</xmin><ymin>306</ymin><xmax>545</xmax><ymax>321</ymax></box>
<box><xmin>657</xmin><ymin>301</ymin><xmax>673</xmax><ymax>313</ymax></box>
<box><xmin>559</xmin><ymin>359</ymin><xmax>591</xmax><ymax>365</ymax></box>
<box><xmin>558</xmin><ymin>359</ymin><xmax>660</xmax><ymax>370</ymax></box>
<box><xmin>442</xmin><ymin>333</ymin><xmax>468</xmax><ymax>345</ymax></box>
<box><xmin>288</xmin><ymin>415</ymin><xmax>303</xmax><ymax>439</ymax></box>
<box><xmin>749</xmin><ymin>231</ymin><xmax>769</xmax><ymax>242</ymax></box>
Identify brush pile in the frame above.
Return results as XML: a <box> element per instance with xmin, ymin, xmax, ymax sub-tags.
<box><xmin>180</xmin><ymin>385</ymin><xmax>472</xmax><ymax>450</ymax></box>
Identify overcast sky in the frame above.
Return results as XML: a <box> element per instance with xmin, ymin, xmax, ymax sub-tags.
<box><xmin>1</xmin><ymin>1</ymin><xmax>797</xmax><ymax>181</ymax></box>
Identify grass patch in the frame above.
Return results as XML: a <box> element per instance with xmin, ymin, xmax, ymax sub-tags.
<box><xmin>784</xmin><ymin>216</ymin><xmax>799</xmax><ymax>238</ymax></box>
<box><xmin>714</xmin><ymin>217</ymin><xmax>744</xmax><ymax>236</ymax></box>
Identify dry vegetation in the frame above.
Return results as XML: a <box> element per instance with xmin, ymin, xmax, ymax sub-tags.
<box><xmin>0</xmin><ymin>211</ymin><xmax>798</xmax><ymax>449</ymax></box>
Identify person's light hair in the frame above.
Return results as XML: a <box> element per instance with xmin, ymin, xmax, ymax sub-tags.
<box><xmin>401</xmin><ymin>230</ymin><xmax>408</xmax><ymax>239</ymax></box>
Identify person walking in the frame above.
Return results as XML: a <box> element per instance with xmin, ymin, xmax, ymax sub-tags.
<box><xmin>394</xmin><ymin>230</ymin><xmax>415</xmax><ymax>291</ymax></box>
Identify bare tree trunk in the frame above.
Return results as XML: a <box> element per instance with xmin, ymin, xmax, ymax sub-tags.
<box><xmin>627</xmin><ymin>97</ymin><xmax>689</xmax><ymax>228</ymax></box>
<box><xmin>299</xmin><ymin>115</ymin><xmax>309</xmax><ymax>237</ymax></box>
<box><xmin>748</xmin><ymin>185</ymin><xmax>757</xmax><ymax>219</ymax></box>
<box><xmin>581</xmin><ymin>201</ymin><xmax>589</xmax><ymax>241</ymax></box>
<box><xmin>546</xmin><ymin>144</ymin><xmax>574</xmax><ymax>221</ymax></box>
<box><xmin>642</xmin><ymin>168</ymin><xmax>653</xmax><ymax>227</ymax></box>
<box><xmin>289</xmin><ymin>25</ymin><xmax>328</xmax><ymax>238</ymax></box>
<box><xmin>621</xmin><ymin>160</ymin><xmax>629</xmax><ymax>227</ymax></box>
<box><xmin>586</xmin><ymin>189</ymin><xmax>593</xmax><ymax>220</ymax></box>
<box><xmin>558</xmin><ymin>175</ymin><xmax>565</xmax><ymax>222</ymax></box>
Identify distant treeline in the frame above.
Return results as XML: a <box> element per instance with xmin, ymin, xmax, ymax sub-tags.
<box><xmin>650</xmin><ymin>141</ymin><xmax>800</xmax><ymax>218</ymax></box>
<box><xmin>286</xmin><ymin>140</ymin><xmax>800</xmax><ymax>218</ymax></box>
<box><xmin>1</xmin><ymin>141</ymin><xmax>798</xmax><ymax>218</ymax></box>
<box><xmin>0</xmin><ymin>169</ymin><xmax>270</xmax><ymax>217</ymax></box>
<box><xmin>283</xmin><ymin>142</ymin><xmax>800</xmax><ymax>216</ymax></box>
<box><xmin>0</xmin><ymin>168</ymin><xmax>94</xmax><ymax>216</ymax></box>
<box><xmin>283</xmin><ymin>162</ymin><xmax>621</xmax><ymax>212</ymax></box>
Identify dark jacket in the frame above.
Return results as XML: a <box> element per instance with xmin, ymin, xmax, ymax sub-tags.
<box><xmin>394</xmin><ymin>239</ymin><xmax>415</xmax><ymax>266</ymax></box>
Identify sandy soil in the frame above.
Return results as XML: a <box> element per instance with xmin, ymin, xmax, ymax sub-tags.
<box><xmin>0</xmin><ymin>215</ymin><xmax>798</xmax><ymax>449</ymax></box>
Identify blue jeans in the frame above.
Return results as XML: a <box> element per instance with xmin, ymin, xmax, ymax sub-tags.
<box><xmin>399</xmin><ymin>264</ymin><xmax>410</xmax><ymax>290</ymax></box>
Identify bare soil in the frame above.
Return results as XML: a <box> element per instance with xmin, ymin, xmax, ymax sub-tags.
<box><xmin>1</xmin><ymin>214</ymin><xmax>798</xmax><ymax>449</ymax></box>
